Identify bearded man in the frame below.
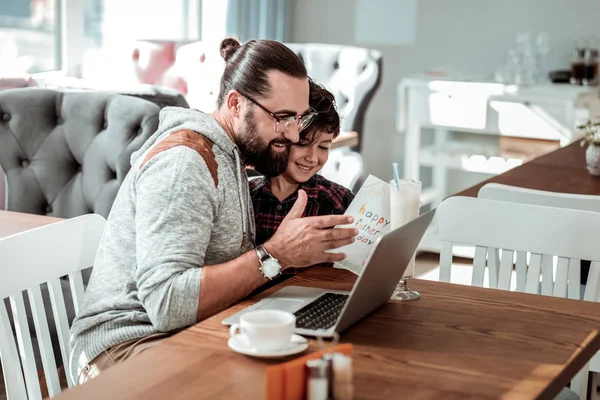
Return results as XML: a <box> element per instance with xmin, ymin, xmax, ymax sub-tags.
<box><xmin>69</xmin><ymin>38</ymin><xmax>357</xmax><ymax>385</ymax></box>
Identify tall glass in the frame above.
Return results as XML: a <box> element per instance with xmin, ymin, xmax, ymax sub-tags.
<box><xmin>389</xmin><ymin>179</ymin><xmax>421</xmax><ymax>301</ymax></box>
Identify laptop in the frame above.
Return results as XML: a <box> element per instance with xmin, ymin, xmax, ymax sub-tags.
<box><xmin>222</xmin><ymin>209</ymin><xmax>435</xmax><ymax>337</ymax></box>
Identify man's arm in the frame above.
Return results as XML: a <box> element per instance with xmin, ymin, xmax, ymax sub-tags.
<box><xmin>197</xmin><ymin>190</ymin><xmax>358</xmax><ymax>322</ymax></box>
<box><xmin>135</xmin><ymin>147</ymin><xmax>356</xmax><ymax>330</ymax></box>
<box><xmin>134</xmin><ymin>147</ymin><xmax>218</xmax><ymax>332</ymax></box>
<box><xmin>197</xmin><ymin>251</ymin><xmax>266</xmax><ymax>321</ymax></box>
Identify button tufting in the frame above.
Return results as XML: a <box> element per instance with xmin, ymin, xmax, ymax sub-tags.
<box><xmin>21</xmin><ymin>159</ymin><xmax>30</xmax><ymax>168</ymax></box>
<box><xmin>56</xmin><ymin>117</ymin><xmax>63</xmax><ymax>124</ymax></box>
<box><xmin>138</xmin><ymin>127</ymin><xmax>144</xmax><ymax>135</ymax></box>
<box><xmin>333</xmin><ymin>60</ymin><xmax>340</xmax><ymax>70</ymax></box>
<box><xmin>103</xmin><ymin>121</ymin><xmax>108</xmax><ymax>130</ymax></box>
<box><xmin>2</xmin><ymin>113</ymin><xmax>10</xmax><ymax>122</ymax></box>
<box><xmin>45</xmin><ymin>204</ymin><xmax>52</xmax><ymax>214</ymax></box>
<box><xmin>77</xmin><ymin>164</ymin><xmax>83</xmax><ymax>173</ymax></box>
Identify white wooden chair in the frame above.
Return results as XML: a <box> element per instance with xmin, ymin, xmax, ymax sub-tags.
<box><xmin>0</xmin><ymin>214</ymin><xmax>106</xmax><ymax>399</ymax></box>
<box><xmin>472</xmin><ymin>183</ymin><xmax>600</xmax><ymax>292</ymax></box>
<box><xmin>478</xmin><ymin>183</ymin><xmax>600</xmax><ymax>399</ymax></box>
<box><xmin>437</xmin><ymin>196</ymin><xmax>600</xmax><ymax>399</ymax></box>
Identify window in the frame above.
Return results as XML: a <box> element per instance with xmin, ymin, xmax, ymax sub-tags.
<box><xmin>0</xmin><ymin>0</ymin><xmax>229</xmax><ymax>80</ymax></box>
<box><xmin>0</xmin><ymin>0</ymin><xmax>60</xmax><ymax>74</ymax></box>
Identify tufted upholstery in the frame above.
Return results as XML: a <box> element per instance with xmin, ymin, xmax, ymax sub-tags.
<box><xmin>42</xmin><ymin>74</ymin><xmax>190</xmax><ymax>110</ymax></box>
<box><xmin>284</xmin><ymin>43</ymin><xmax>382</xmax><ymax>154</ymax></box>
<box><xmin>0</xmin><ymin>88</ymin><xmax>160</xmax><ymax>218</ymax></box>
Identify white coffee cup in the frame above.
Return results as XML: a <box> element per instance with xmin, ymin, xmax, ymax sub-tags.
<box><xmin>229</xmin><ymin>310</ymin><xmax>295</xmax><ymax>352</ymax></box>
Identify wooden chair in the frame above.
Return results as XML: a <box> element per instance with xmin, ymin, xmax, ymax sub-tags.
<box><xmin>0</xmin><ymin>214</ymin><xmax>106</xmax><ymax>399</ymax></box>
<box><xmin>437</xmin><ymin>196</ymin><xmax>600</xmax><ymax>399</ymax></box>
<box><xmin>478</xmin><ymin>183</ymin><xmax>600</xmax><ymax>399</ymax></box>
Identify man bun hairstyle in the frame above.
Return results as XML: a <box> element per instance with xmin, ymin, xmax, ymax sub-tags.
<box><xmin>217</xmin><ymin>38</ymin><xmax>307</xmax><ymax>108</ymax></box>
<box><xmin>219</xmin><ymin>37</ymin><xmax>241</xmax><ymax>62</ymax></box>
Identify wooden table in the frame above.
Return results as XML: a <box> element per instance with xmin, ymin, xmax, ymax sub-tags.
<box><xmin>458</xmin><ymin>141</ymin><xmax>600</xmax><ymax>197</ymax></box>
<box><xmin>55</xmin><ymin>267</ymin><xmax>600</xmax><ymax>400</ymax></box>
<box><xmin>0</xmin><ymin>210</ymin><xmax>62</xmax><ymax>239</ymax></box>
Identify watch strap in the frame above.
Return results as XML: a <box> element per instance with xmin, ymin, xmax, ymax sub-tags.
<box><xmin>255</xmin><ymin>245</ymin><xmax>280</xmax><ymax>279</ymax></box>
<box><xmin>255</xmin><ymin>245</ymin><xmax>270</xmax><ymax>263</ymax></box>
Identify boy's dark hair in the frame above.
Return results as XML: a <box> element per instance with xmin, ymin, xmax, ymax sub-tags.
<box><xmin>298</xmin><ymin>79</ymin><xmax>341</xmax><ymax>144</ymax></box>
<box><xmin>217</xmin><ymin>38</ymin><xmax>307</xmax><ymax>107</ymax></box>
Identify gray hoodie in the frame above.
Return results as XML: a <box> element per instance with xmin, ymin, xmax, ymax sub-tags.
<box><xmin>68</xmin><ymin>107</ymin><xmax>255</xmax><ymax>383</ymax></box>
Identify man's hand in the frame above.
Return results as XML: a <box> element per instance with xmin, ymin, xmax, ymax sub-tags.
<box><xmin>264</xmin><ymin>190</ymin><xmax>358</xmax><ymax>269</ymax></box>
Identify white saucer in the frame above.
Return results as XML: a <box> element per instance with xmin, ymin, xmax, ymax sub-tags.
<box><xmin>228</xmin><ymin>333</ymin><xmax>309</xmax><ymax>359</ymax></box>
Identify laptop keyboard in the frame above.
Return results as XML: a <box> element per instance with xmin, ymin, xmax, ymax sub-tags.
<box><xmin>293</xmin><ymin>292</ymin><xmax>349</xmax><ymax>330</ymax></box>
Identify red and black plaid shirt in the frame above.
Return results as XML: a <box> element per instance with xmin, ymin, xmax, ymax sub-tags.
<box><xmin>249</xmin><ymin>174</ymin><xmax>355</xmax><ymax>246</ymax></box>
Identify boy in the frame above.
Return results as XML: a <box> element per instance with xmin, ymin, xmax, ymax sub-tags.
<box><xmin>250</xmin><ymin>80</ymin><xmax>355</xmax><ymax>255</ymax></box>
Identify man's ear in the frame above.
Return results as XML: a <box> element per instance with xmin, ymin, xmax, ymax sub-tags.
<box><xmin>226</xmin><ymin>90</ymin><xmax>243</xmax><ymax>118</ymax></box>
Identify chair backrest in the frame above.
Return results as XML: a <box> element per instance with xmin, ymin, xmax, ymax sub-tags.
<box><xmin>437</xmin><ymin>196</ymin><xmax>600</xmax><ymax>301</ymax></box>
<box><xmin>0</xmin><ymin>88</ymin><xmax>160</xmax><ymax>218</ymax></box>
<box><xmin>477</xmin><ymin>183</ymin><xmax>600</xmax><ymax>295</ymax></box>
<box><xmin>0</xmin><ymin>214</ymin><xmax>106</xmax><ymax>399</ymax></box>
<box><xmin>319</xmin><ymin>147</ymin><xmax>364</xmax><ymax>190</ymax></box>
<box><xmin>285</xmin><ymin>43</ymin><xmax>383</xmax><ymax>154</ymax></box>
<box><xmin>478</xmin><ymin>183</ymin><xmax>600</xmax><ymax>213</ymax></box>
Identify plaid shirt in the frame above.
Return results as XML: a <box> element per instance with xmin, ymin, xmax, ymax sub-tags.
<box><xmin>249</xmin><ymin>174</ymin><xmax>355</xmax><ymax>246</ymax></box>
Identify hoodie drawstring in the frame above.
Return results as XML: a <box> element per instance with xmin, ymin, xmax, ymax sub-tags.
<box><xmin>233</xmin><ymin>148</ymin><xmax>255</xmax><ymax>250</ymax></box>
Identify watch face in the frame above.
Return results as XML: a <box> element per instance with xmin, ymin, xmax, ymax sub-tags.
<box><xmin>262</xmin><ymin>258</ymin><xmax>281</xmax><ymax>278</ymax></box>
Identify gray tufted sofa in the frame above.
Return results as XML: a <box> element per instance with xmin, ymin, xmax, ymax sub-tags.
<box><xmin>0</xmin><ymin>88</ymin><xmax>161</xmax><ymax>217</ymax></box>
<box><xmin>44</xmin><ymin>80</ymin><xmax>190</xmax><ymax>110</ymax></box>
<box><xmin>0</xmin><ymin>89</ymin><xmax>164</xmax><ymax>389</ymax></box>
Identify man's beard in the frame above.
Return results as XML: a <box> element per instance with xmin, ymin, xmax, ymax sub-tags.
<box><xmin>236</xmin><ymin>109</ymin><xmax>290</xmax><ymax>178</ymax></box>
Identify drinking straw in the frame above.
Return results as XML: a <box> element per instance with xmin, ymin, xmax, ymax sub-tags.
<box><xmin>392</xmin><ymin>163</ymin><xmax>400</xmax><ymax>190</ymax></box>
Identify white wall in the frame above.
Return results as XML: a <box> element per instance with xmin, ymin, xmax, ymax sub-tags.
<box><xmin>291</xmin><ymin>0</ymin><xmax>600</xmax><ymax>188</ymax></box>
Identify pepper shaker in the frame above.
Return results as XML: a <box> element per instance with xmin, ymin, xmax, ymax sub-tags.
<box><xmin>332</xmin><ymin>353</ymin><xmax>353</xmax><ymax>400</ymax></box>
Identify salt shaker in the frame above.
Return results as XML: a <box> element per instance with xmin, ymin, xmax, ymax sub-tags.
<box><xmin>306</xmin><ymin>358</ymin><xmax>330</xmax><ymax>400</ymax></box>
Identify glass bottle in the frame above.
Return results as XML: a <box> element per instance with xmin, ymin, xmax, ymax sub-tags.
<box><xmin>571</xmin><ymin>48</ymin><xmax>586</xmax><ymax>85</ymax></box>
<box><xmin>584</xmin><ymin>49</ymin><xmax>599</xmax><ymax>86</ymax></box>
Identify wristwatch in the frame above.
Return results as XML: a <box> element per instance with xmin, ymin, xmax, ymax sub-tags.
<box><xmin>255</xmin><ymin>245</ymin><xmax>281</xmax><ymax>280</ymax></box>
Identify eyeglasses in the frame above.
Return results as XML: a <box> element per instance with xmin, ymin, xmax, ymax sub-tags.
<box><xmin>239</xmin><ymin>92</ymin><xmax>318</xmax><ymax>134</ymax></box>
